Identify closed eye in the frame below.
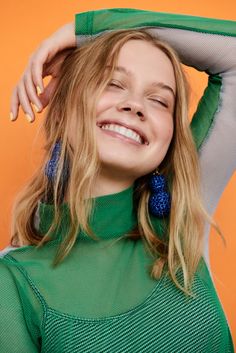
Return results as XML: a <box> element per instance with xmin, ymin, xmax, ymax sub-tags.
<box><xmin>108</xmin><ymin>80</ymin><xmax>123</xmax><ymax>89</ymax></box>
<box><xmin>150</xmin><ymin>98</ymin><xmax>168</xmax><ymax>108</ymax></box>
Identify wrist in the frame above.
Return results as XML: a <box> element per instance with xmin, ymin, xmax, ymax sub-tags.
<box><xmin>51</xmin><ymin>22</ymin><xmax>76</xmax><ymax>50</ymax></box>
<box><xmin>64</xmin><ymin>22</ymin><xmax>76</xmax><ymax>47</ymax></box>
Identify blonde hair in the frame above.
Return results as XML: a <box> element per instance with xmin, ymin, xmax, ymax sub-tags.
<box><xmin>11</xmin><ymin>29</ymin><xmax>223</xmax><ymax>297</ymax></box>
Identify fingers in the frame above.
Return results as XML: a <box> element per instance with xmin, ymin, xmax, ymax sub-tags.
<box><xmin>39</xmin><ymin>77</ymin><xmax>59</xmax><ymax>108</ymax></box>
<box><xmin>9</xmin><ymin>32</ymin><xmax>72</xmax><ymax>123</ymax></box>
<box><xmin>17</xmin><ymin>80</ymin><xmax>35</xmax><ymax>122</ymax></box>
<box><xmin>10</xmin><ymin>79</ymin><xmax>39</xmax><ymax>123</ymax></box>
<box><xmin>30</xmin><ymin>45</ymin><xmax>48</xmax><ymax>95</ymax></box>
<box><xmin>10</xmin><ymin>70</ymin><xmax>44</xmax><ymax>123</ymax></box>
<box><xmin>24</xmin><ymin>70</ymin><xmax>43</xmax><ymax>114</ymax></box>
<box><xmin>10</xmin><ymin>46</ymin><xmax>48</xmax><ymax>123</ymax></box>
<box><xmin>11</xmin><ymin>22</ymin><xmax>76</xmax><ymax>121</ymax></box>
<box><xmin>10</xmin><ymin>87</ymin><xmax>20</xmax><ymax>122</ymax></box>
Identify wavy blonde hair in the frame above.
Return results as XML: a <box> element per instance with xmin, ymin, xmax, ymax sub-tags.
<box><xmin>11</xmin><ymin>29</ymin><xmax>223</xmax><ymax>297</ymax></box>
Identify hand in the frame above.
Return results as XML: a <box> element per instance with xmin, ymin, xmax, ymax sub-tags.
<box><xmin>10</xmin><ymin>23</ymin><xmax>76</xmax><ymax>123</ymax></box>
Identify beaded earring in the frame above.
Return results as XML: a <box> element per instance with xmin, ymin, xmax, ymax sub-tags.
<box><xmin>148</xmin><ymin>169</ymin><xmax>171</xmax><ymax>217</ymax></box>
<box><xmin>44</xmin><ymin>141</ymin><xmax>70</xmax><ymax>203</ymax></box>
<box><xmin>45</xmin><ymin>141</ymin><xmax>62</xmax><ymax>181</ymax></box>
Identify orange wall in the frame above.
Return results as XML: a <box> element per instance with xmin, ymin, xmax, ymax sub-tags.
<box><xmin>1</xmin><ymin>0</ymin><xmax>235</xmax><ymax>346</ymax></box>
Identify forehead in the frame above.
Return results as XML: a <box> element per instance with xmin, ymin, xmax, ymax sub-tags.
<box><xmin>114</xmin><ymin>39</ymin><xmax>176</xmax><ymax>93</ymax></box>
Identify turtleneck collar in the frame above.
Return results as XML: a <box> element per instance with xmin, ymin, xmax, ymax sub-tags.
<box><xmin>38</xmin><ymin>184</ymin><xmax>138</xmax><ymax>242</ymax></box>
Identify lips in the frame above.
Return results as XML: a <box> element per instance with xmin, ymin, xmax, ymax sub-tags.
<box><xmin>96</xmin><ymin>120</ymin><xmax>149</xmax><ymax>145</ymax></box>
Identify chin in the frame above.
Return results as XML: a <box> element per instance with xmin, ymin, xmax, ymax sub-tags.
<box><xmin>100</xmin><ymin>157</ymin><xmax>153</xmax><ymax>180</ymax></box>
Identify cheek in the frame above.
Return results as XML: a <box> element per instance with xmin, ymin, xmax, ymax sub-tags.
<box><xmin>166</xmin><ymin>123</ymin><xmax>174</xmax><ymax>143</ymax></box>
<box><xmin>153</xmin><ymin>113</ymin><xmax>174</xmax><ymax>144</ymax></box>
<box><xmin>164</xmin><ymin>112</ymin><xmax>174</xmax><ymax>141</ymax></box>
<box><xmin>96</xmin><ymin>93</ymin><xmax>114</xmax><ymax>116</ymax></box>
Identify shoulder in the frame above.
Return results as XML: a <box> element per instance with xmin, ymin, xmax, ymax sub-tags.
<box><xmin>0</xmin><ymin>248</ymin><xmax>22</xmax><ymax>296</ymax></box>
<box><xmin>0</xmin><ymin>245</ymin><xmax>45</xmax><ymax>300</ymax></box>
<box><xmin>0</xmin><ymin>242</ymin><xmax>59</xmax><ymax>288</ymax></box>
<box><xmin>0</xmin><ymin>244</ymin><xmax>35</xmax><ymax>262</ymax></box>
<box><xmin>0</xmin><ymin>245</ymin><xmax>23</xmax><ymax>258</ymax></box>
<box><xmin>0</xmin><ymin>240</ymin><xmax>57</xmax><ymax>262</ymax></box>
<box><xmin>0</xmin><ymin>246</ymin><xmax>27</xmax><ymax>278</ymax></box>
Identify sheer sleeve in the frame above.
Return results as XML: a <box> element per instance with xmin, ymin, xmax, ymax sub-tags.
<box><xmin>0</xmin><ymin>256</ymin><xmax>40</xmax><ymax>352</ymax></box>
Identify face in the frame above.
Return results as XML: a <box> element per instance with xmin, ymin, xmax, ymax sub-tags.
<box><xmin>95</xmin><ymin>39</ymin><xmax>176</xmax><ymax>182</ymax></box>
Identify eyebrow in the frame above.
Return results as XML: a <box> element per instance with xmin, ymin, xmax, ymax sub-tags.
<box><xmin>107</xmin><ymin>65</ymin><xmax>176</xmax><ymax>99</ymax></box>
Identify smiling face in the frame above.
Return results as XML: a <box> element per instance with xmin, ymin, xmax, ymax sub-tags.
<box><xmin>96</xmin><ymin>39</ymin><xmax>176</xmax><ymax>183</ymax></box>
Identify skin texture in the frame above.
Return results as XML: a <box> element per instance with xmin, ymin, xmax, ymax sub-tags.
<box><xmin>92</xmin><ymin>40</ymin><xmax>176</xmax><ymax>196</ymax></box>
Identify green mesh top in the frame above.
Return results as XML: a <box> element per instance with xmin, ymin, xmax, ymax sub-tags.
<box><xmin>0</xmin><ymin>185</ymin><xmax>234</xmax><ymax>352</ymax></box>
<box><xmin>1</xmin><ymin>8</ymin><xmax>236</xmax><ymax>353</ymax></box>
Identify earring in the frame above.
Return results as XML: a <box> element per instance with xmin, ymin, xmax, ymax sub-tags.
<box><xmin>45</xmin><ymin>141</ymin><xmax>62</xmax><ymax>181</ymax></box>
<box><xmin>148</xmin><ymin>169</ymin><xmax>171</xmax><ymax>217</ymax></box>
<box><xmin>44</xmin><ymin>141</ymin><xmax>70</xmax><ymax>203</ymax></box>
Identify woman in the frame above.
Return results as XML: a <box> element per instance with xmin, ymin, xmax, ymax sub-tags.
<box><xmin>1</xmin><ymin>8</ymin><xmax>235</xmax><ymax>352</ymax></box>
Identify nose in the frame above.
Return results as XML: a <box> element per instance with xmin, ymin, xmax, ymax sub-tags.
<box><xmin>116</xmin><ymin>99</ymin><xmax>145</xmax><ymax>121</ymax></box>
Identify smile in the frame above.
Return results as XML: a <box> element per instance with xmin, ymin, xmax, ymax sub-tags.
<box><xmin>97</xmin><ymin>123</ymin><xmax>148</xmax><ymax>145</ymax></box>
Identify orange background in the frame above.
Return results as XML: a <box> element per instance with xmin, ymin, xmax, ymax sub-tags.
<box><xmin>1</xmin><ymin>0</ymin><xmax>236</xmax><ymax>347</ymax></box>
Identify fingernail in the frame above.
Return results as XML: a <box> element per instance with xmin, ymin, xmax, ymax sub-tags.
<box><xmin>36</xmin><ymin>85</ymin><xmax>42</xmax><ymax>95</ymax></box>
<box><xmin>26</xmin><ymin>114</ymin><xmax>33</xmax><ymax>123</ymax></box>
<box><xmin>32</xmin><ymin>104</ymin><xmax>40</xmax><ymax>113</ymax></box>
<box><xmin>10</xmin><ymin>112</ymin><xmax>15</xmax><ymax>121</ymax></box>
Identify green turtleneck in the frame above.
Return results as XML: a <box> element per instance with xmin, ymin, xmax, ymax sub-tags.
<box><xmin>39</xmin><ymin>183</ymin><xmax>138</xmax><ymax>241</ymax></box>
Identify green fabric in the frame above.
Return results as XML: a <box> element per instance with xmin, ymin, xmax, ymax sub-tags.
<box><xmin>191</xmin><ymin>74</ymin><xmax>222</xmax><ymax>151</ymax></box>
<box><xmin>39</xmin><ymin>183</ymin><xmax>138</xmax><ymax>240</ymax></box>
<box><xmin>0</xmin><ymin>184</ymin><xmax>234</xmax><ymax>352</ymax></box>
<box><xmin>39</xmin><ymin>183</ymin><xmax>167</xmax><ymax>242</ymax></box>
<box><xmin>75</xmin><ymin>8</ymin><xmax>236</xmax><ymax>37</ymax></box>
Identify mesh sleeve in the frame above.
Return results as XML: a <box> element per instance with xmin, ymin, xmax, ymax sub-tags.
<box><xmin>0</xmin><ymin>259</ymin><xmax>39</xmax><ymax>352</ymax></box>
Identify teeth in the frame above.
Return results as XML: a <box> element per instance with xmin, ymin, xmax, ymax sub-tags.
<box><xmin>101</xmin><ymin>124</ymin><xmax>143</xmax><ymax>144</ymax></box>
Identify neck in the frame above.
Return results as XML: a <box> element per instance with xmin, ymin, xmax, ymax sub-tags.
<box><xmin>91</xmin><ymin>168</ymin><xmax>136</xmax><ymax>197</ymax></box>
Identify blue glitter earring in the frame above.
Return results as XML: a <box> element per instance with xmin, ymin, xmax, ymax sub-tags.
<box><xmin>45</xmin><ymin>141</ymin><xmax>62</xmax><ymax>181</ymax></box>
<box><xmin>148</xmin><ymin>169</ymin><xmax>171</xmax><ymax>217</ymax></box>
<box><xmin>44</xmin><ymin>141</ymin><xmax>70</xmax><ymax>203</ymax></box>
